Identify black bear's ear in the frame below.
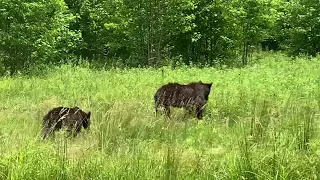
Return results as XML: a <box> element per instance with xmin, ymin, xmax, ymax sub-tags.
<box><xmin>87</xmin><ymin>111</ymin><xmax>91</xmax><ymax>119</ymax></box>
<box><xmin>199</xmin><ymin>80</ymin><xmax>203</xmax><ymax>83</ymax></box>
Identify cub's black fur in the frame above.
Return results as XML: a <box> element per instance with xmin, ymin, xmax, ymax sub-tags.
<box><xmin>42</xmin><ymin>106</ymin><xmax>91</xmax><ymax>139</ymax></box>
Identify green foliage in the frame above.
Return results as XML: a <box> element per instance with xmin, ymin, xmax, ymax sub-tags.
<box><xmin>2</xmin><ymin>0</ymin><xmax>320</xmax><ymax>73</ymax></box>
<box><xmin>1</xmin><ymin>54</ymin><xmax>320</xmax><ymax>178</ymax></box>
<box><xmin>53</xmin><ymin>0</ymin><xmax>290</xmax><ymax>68</ymax></box>
<box><xmin>285</xmin><ymin>0</ymin><xmax>320</xmax><ymax>56</ymax></box>
<box><xmin>0</xmin><ymin>0</ymin><xmax>81</xmax><ymax>75</ymax></box>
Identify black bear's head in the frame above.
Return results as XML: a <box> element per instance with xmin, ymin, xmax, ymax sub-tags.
<box><xmin>82</xmin><ymin>111</ymin><xmax>91</xmax><ymax>129</ymax></box>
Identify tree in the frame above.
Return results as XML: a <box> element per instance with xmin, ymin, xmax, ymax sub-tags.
<box><xmin>0</xmin><ymin>0</ymin><xmax>81</xmax><ymax>75</ymax></box>
<box><xmin>230</xmin><ymin>0</ymin><xmax>271</xmax><ymax>65</ymax></box>
<box><xmin>286</xmin><ymin>0</ymin><xmax>320</xmax><ymax>56</ymax></box>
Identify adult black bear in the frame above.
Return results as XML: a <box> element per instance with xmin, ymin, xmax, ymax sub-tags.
<box><xmin>154</xmin><ymin>81</ymin><xmax>213</xmax><ymax>119</ymax></box>
<box><xmin>261</xmin><ymin>38</ymin><xmax>280</xmax><ymax>51</ymax></box>
<box><xmin>42</xmin><ymin>106</ymin><xmax>91</xmax><ymax>139</ymax></box>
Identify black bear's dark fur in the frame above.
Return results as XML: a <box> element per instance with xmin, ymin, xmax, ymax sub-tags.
<box><xmin>154</xmin><ymin>81</ymin><xmax>213</xmax><ymax>119</ymax></box>
<box><xmin>42</xmin><ymin>106</ymin><xmax>91</xmax><ymax>139</ymax></box>
<box><xmin>261</xmin><ymin>38</ymin><xmax>280</xmax><ymax>51</ymax></box>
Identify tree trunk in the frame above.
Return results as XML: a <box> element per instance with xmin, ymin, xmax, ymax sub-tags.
<box><xmin>242</xmin><ymin>24</ymin><xmax>248</xmax><ymax>66</ymax></box>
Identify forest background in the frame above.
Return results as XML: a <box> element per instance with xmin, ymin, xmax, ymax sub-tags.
<box><xmin>1</xmin><ymin>0</ymin><xmax>319</xmax><ymax>75</ymax></box>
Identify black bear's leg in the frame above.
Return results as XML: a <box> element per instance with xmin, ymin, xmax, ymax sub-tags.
<box><xmin>183</xmin><ymin>106</ymin><xmax>193</xmax><ymax>119</ymax></box>
<box><xmin>164</xmin><ymin>105</ymin><xmax>171</xmax><ymax>118</ymax></box>
<box><xmin>42</xmin><ymin>123</ymin><xmax>56</xmax><ymax>139</ymax></box>
<box><xmin>73</xmin><ymin>123</ymin><xmax>82</xmax><ymax>137</ymax></box>
<box><xmin>65</xmin><ymin>125</ymin><xmax>74</xmax><ymax>137</ymax></box>
<box><xmin>186</xmin><ymin>106</ymin><xmax>194</xmax><ymax>115</ymax></box>
<box><xmin>196</xmin><ymin>106</ymin><xmax>204</xmax><ymax>120</ymax></box>
<box><xmin>155</xmin><ymin>103</ymin><xmax>159</xmax><ymax>117</ymax></box>
<box><xmin>42</xmin><ymin>127</ymin><xmax>50</xmax><ymax>139</ymax></box>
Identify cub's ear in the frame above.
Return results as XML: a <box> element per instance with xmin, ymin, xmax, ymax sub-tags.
<box><xmin>87</xmin><ymin>111</ymin><xmax>91</xmax><ymax>119</ymax></box>
<box><xmin>198</xmin><ymin>80</ymin><xmax>203</xmax><ymax>83</ymax></box>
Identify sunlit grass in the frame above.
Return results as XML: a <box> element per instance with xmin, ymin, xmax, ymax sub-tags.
<box><xmin>0</xmin><ymin>53</ymin><xmax>320</xmax><ymax>179</ymax></box>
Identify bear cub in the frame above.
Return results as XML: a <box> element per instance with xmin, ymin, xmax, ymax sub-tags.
<box><xmin>42</xmin><ymin>106</ymin><xmax>91</xmax><ymax>139</ymax></box>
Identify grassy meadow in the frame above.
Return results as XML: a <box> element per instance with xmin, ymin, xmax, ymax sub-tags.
<box><xmin>0</xmin><ymin>53</ymin><xmax>320</xmax><ymax>179</ymax></box>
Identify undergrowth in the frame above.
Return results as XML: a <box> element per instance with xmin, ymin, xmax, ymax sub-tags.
<box><xmin>0</xmin><ymin>53</ymin><xmax>320</xmax><ymax>179</ymax></box>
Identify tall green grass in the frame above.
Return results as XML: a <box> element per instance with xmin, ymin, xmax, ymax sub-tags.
<box><xmin>0</xmin><ymin>53</ymin><xmax>320</xmax><ymax>179</ymax></box>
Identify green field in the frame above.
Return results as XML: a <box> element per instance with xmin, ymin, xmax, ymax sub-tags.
<box><xmin>1</xmin><ymin>53</ymin><xmax>320</xmax><ymax>179</ymax></box>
